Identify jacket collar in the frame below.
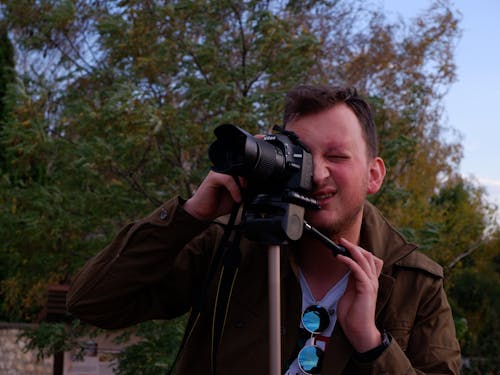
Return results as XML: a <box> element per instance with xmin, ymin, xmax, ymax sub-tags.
<box><xmin>359</xmin><ymin>201</ymin><xmax>418</xmax><ymax>271</ymax></box>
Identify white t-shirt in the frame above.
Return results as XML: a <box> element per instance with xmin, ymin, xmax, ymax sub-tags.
<box><xmin>284</xmin><ymin>270</ymin><xmax>350</xmax><ymax>375</ymax></box>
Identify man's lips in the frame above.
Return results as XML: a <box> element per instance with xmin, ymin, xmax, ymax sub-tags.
<box><xmin>315</xmin><ymin>192</ymin><xmax>334</xmax><ymax>200</ymax></box>
<box><xmin>312</xmin><ymin>191</ymin><xmax>336</xmax><ymax>207</ymax></box>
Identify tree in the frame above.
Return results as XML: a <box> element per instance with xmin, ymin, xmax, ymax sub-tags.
<box><xmin>1</xmin><ymin>0</ymin><xmax>497</xmax><ymax>372</ymax></box>
<box><xmin>0</xmin><ymin>26</ymin><xmax>14</xmax><ymax>126</ymax></box>
<box><xmin>448</xmin><ymin>233</ymin><xmax>500</xmax><ymax>374</ymax></box>
<box><xmin>0</xmin><ymin>25</ymin><xmax>15</xmax><ymax>321</ymax></box>
<box><xmin>0</xmin><ymin>25</ymin><xmax>14</xmax><ymax>176</ymax></box>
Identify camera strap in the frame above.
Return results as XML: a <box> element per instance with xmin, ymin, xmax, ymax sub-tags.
<box><xmin>210</xmin><ymin>229</ymin><xmax>242</xmax><ymax>374</ymax></box>
<box><xmin>166</xmin><ymin>202</ymin><xmax>243</xmax><ymax>375</ymax></box>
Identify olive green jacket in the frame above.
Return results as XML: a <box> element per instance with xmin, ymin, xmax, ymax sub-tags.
<box><xmin>67</xmin><ymin>198</ymin><xmax>461</xmax><ymax>374</ymax></box>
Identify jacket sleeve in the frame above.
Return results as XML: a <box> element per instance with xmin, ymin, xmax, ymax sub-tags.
<box><xmin>368</xmin><ymin>272</ymin><xmax>461</xmax><ymax>374</ymax></box>
<box><xmin>66</xmin><ymin>197</ymin><xmax>215</xmax><ymax>329</ymax></box>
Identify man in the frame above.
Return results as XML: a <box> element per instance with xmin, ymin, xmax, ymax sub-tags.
<box><xmin>67</xmin><ymin>85</ymin><xmax>461</xmax><ymax>374</ymax></box>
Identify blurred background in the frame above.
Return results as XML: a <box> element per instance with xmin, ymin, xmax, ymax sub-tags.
<box><xmin>0</xmin><ymin>1</ymin><xmax>498</xmax><ymax>374</ymax></box>
<box><xmin>383</xmin><ymin>0</ymin><xmax>500</xmax><ymax>214</ymax></box>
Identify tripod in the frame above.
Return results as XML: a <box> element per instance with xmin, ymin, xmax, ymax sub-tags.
<box><xmin>266</xmin><ymin>220</ymin><xmax>350</xmax><ymax>374</ymax></box>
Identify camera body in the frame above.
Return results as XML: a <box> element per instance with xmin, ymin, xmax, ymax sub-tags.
<box><xmin>209</xmin><ymin>124</ymin><xmax>317</xmax><ymax>244</ymax></box>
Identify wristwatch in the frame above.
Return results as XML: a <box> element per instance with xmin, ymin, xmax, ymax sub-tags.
<box><xmin>353</xmin><ymin>332</ymin><xmax>392</xmax><ymax>363</ymax></box>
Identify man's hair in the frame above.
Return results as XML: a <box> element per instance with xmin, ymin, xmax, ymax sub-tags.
<box><xmin>283</xmin><ymin>85</ymin><xmax>379</xmax><ymax>158</ymax></box>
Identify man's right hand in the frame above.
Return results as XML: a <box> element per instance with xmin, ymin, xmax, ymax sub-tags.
<box><xmin>183</xmin><ymin>171</ymin><xmax>245</xmax><ymax>221</ymax></box>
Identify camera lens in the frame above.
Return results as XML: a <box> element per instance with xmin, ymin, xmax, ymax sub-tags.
<box><xmin>209</xmin><ymin>124</ymin><xmax>285</xmax><ymax>181</ymax></box>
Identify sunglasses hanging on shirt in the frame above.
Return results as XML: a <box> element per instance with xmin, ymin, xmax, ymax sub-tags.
<box><xmin>297</xmin><ymin>304</ymin><xmax>331</xmax><ymax>375</ymax></box>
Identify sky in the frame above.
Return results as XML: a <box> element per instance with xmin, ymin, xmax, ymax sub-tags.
<box><xmin>380</xmin><ymin>0</ymin><xmax>500</xmax><ymax>211</ymax></box>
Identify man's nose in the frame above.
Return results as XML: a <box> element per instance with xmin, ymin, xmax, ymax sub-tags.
<box><xmin>313</xmin><ymin>158</ymin><xmax>330</xmax><ymax>184</ymax></box>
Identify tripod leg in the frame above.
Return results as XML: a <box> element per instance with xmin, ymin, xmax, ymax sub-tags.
<box><xmin>268</xmin><ymin>245</ymin><xmax>281</xmax><ymax>375</ymax></box>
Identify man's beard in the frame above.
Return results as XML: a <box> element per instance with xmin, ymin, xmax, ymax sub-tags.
<box><xmin>305</xmin><ymin>202</ymin><xmax>364</xmax><ymax>239</ymax></box>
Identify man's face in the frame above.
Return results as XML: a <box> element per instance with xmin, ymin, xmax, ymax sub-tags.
<box><xmin>287</xmin><ymin>104</ymin><xmax>383</xmax><ymax>238</ymax></box>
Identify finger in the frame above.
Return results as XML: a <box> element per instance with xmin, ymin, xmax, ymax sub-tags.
<box><xmin>339</xmin><ymin>238</ymin><xmax>372</xmax><ymax>275</ymax></box>
<box><xmin>336</xmin><ymin>250</ymin><xmax>371</xmax><ymax>286</ymax></box>
<box><xmin>238</xmin><ymin>176</ymin><xmax>248</xmax><ymax>188</ymax></box>
<box><xmin>360</xmin><ymin>249</ymin><xmax>383</xmax><ymax>277</ymax></box>
<box><xmin>225</xmin><ymin>176</ymin><xmax>244</xmax><ymax>203</ymax></box>
<box><xmin>365</xmin><ymin>250</ymin><xmax>377</xmax><ymax>276</ymax></box>
<box><xmin>341</xmin><ymin>238</ymin><xmax>381</xmax><ymax>277</ymax></box>
<box><xmin>205</xmin><ymin>171</ymin><xmax>243</xmax><ymax>203</ymax></box>
<box><xmin>374</xmin><ymin>256</ymin><xmax>384</xmax><ymax>276</ymax></box>
<box><xmin>338</xmin><ymin>242</ymin><xmax>384</xmax><ymax>295</ymax></box>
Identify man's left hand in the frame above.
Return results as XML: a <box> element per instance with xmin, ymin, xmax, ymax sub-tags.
<box><xmin>336</xmin><ymin>238</ymin><xmax>384</xmax><ymax>353</ymax></box>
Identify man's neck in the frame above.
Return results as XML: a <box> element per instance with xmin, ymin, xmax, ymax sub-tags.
<box><xmin>296</xmin><ymin>217</ymin><xmax>362</xmax><ymax>301</ymax></box>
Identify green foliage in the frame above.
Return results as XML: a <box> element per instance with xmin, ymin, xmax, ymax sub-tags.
<box><xmin>0</xmin><ymin>27</ymin><xmax>14</xmax><ymax>126</ymax></box>
<box><xmin>19</xmin><ymin>319</ymin><xmax>186</xmax><ymax>375</ymax></box>
<box><xmin>19</xmin><ymin>320</ymin><xmax>97</xmax><ymax>361</ymax></box>
<box><xmin>0</xmin><ymin>0</ymin><xmax>498</xmax><ymax>372</ymax></box>
<box><xmin>114</xmin><ymin>319</ymin><xmax>186</xmax><ymax>375</ymax></box>
<box><xmin>0</xmin><ymin>27</ymin><xmax>15</xmax><ymax>317</ymax></box>
<box><xmin>449</xmin><ymin>266</ymin><xmax>500</xmax><ymax>374</ymax></box>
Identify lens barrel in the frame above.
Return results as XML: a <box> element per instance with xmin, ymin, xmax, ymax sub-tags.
<box><xmin>209</xmin><ymin>124</ymin><xmax>286</xmax><ymax>181</ymax></box>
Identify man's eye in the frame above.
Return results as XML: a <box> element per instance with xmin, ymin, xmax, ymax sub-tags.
<box><xmin>327</xmin><ymin>155</ymin><xmax>348</xmax><ymax>160</ymax></box>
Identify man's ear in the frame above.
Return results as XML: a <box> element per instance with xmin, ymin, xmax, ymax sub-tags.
<box><xmin>367</xmin><ymin>157</ymin><xmax>386</xmax><ymax>194</ymax></box>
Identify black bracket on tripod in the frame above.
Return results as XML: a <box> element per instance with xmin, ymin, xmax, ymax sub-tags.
<box><xmin>240</xmin><ymin>190</ymin><xmax>351</xmax><ymax>258</ymax></box>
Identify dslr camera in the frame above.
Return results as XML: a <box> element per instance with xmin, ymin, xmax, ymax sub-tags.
<box><xmin>209</xmin><ymin>124</ymin><xmax>318</xmax><ymax>244</ymax></box>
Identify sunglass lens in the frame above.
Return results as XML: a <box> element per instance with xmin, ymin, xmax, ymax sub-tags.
<box><xmin>298</xmin><ymin>345</ymin><xmax>323</xmax><ymax>374</ymax></box>
<box><xmin>302</xmin><ymin>305</ymin><xmax>329</xmax><ymax>333</ymax></box>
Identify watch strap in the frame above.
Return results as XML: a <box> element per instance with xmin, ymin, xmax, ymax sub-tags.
<box><xmin>353</xmin><ymin>331</ymin><xmax>392</xmax><ymax>363</ymax></box>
